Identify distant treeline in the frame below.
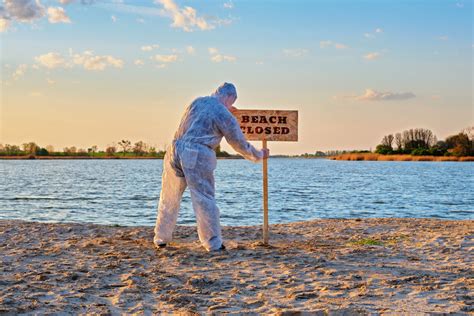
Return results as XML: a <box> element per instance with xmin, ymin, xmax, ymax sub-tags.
<box><xmin>0</xmin><ymin>140</ymin><xmax>234</xmax><ymax>158</ymax></box>
<box><xmin>374</xmin><ymin>127</ymin><xmax>473</xmax><ymax>157</ymax></box>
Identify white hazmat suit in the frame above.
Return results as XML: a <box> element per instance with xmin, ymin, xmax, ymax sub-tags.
<box><xmin>154</xmin><ymin>83</ymin><xmax>265</xmax><ymax>251</ymax></box>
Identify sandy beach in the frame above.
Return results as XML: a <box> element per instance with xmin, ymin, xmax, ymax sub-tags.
<box><xmin>1</xmin><ymin>218</ymin><xmax>472</xmax><ymax>314</ymax></box>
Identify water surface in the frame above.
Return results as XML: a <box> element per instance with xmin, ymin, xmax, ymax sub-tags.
<box><xmin>1</xmin><ymin>159</ymin><xmax>472</xmax><ymax>226</ymax></box>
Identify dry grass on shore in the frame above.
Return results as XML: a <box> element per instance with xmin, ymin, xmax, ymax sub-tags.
<box><xmin>330</xmin><ymin>153</ymin><xmax>474</xmax><ymax>162</ymax></box>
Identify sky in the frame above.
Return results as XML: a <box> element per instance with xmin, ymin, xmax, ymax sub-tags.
<box><xmin>0</xmin><ymin>0</ymin><xmax>473</xmax><ymax>155</ymax></box>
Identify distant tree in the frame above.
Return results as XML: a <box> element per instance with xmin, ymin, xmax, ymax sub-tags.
<box><xmin>88</xmin><ymin>145</ymin><xmax>98</xmax><ymax>154</ymax></box>
<box><xmin>118</xmin><ymin>140</ymin><xmax>131</xmax><ymax>155</ymax></box>
<box><xmin>394</xmin><ymin>133</ymin><xmax>403</xmax><ymax>151</ymax></box>
<box><xmin>105</xmin><ymin>146</ymin><xmax>117</xmax><ymax>156</ymax></box>
<box><xmin>381</xmin><ymin>134</ymin><xmax>394</xmax><ymax>149</ymax></box>
<box><xmin>3</xmin><ymin>144</ymin><xmax>21</xmax><ymax>155</ymax></box>
<box><xmin>215</xmin><ymin>145</ymin><xmax>231</xmax><ymax>157</ymax></box>
<box><xmin>22</xmin><ymin>142</ymin><xmax>39</xmax><ymax>154</ymax></box>
<box><xmin>36</xmin><ymin>148</ymin><xmax>49</xmax><ymax>156</ymax></box>
<box><xmin>63</xmin><ymin>146</ymin><xmax>77</xmax><ymax>155</ymax></box>
<box><xmin>375</xmin><ymin>144</ymin><xmax>393</xmax><ymax>155</ymax></box>
<box><xmin>133</xmin><ymin>141</ymin><xmax>147</xmax><ymax>156</ymax></box>
<box><xmin>45</xmin><ymin>145</ymin><xmax>55</xmax><ymax>153</ymax></box>
<box><xmin>446</xmin><ymin>133</ymin><xmax>472</xmax><ymax>157</ymax></box>
<box><xmin>402</xmin><ymin>128</ymin><xmax>436</xmax><ymax>152</ymax></box>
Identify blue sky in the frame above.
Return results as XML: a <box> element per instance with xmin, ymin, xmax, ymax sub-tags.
<box><xmin>1</xmin><ymin>0</ymin><xmax>472</xmax><ymax>154</ymax></box>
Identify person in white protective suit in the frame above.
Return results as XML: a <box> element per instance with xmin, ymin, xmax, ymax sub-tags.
<box><xmin>154</xmin><ymin>82</ymin><xmax>269</xmax><ymax>252</ymax></box>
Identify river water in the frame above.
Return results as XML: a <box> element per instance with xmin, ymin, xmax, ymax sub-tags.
<box><xmin>1</xmin><ymin>159</ymin><xmax>472</xmax><ymax>226</ymax></box>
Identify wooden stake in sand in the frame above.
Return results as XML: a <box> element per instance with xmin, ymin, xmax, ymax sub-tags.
<box><xmin>262</xmin><ymin>138</ymin><xmax>269</xmax><ymax>244</ymax></box>
<box><xmin>234</xmin><ymin>109</ymin><xmax>298</xmax><ymax>245</ymax></box>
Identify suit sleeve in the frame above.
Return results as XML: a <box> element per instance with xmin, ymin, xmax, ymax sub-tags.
<box><xmin>214</xmin><ymin>107</ymin><xmax>263</xmax><ymax>163</ymax></box>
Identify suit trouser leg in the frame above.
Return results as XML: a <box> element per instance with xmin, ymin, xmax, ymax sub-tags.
<box><xmin>184</xmin><ymin>160</ymin><xmax>222</xmax><ymax>251</ymax></box>
<box><xmin>153</xmin><ymin>152</ymin><xmax>187</xmax><ymax>245</ymax></box>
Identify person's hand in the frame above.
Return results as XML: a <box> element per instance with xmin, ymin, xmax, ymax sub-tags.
<box><xmin>261</xmin><ymin>148</ymin><xmax>270</xmax><ymax>159</ymax></box>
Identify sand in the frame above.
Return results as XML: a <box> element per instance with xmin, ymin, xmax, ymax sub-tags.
<box><xmin>1</xmin><ymin>218</ymin><xmax>472</xmax><ymax>315</ymax></box>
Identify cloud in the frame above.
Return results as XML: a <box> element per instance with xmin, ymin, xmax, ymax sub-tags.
<box><xmin>47</xmin><ymin>7</ymin><xmax>71</xmax><ymax>23</ymax></box>
<box><xmin>12</xmin><ymin>64</ymin><xmax>28</xmax><ymax>80</ymax></box>
<box><xmin>208</xmin><ymin>47</ymin><xmax>236</xmax><ymax>62</ymax></box>
<box><xmin>153</xmin><ymin>54</ymin><xmax>178</xmax><ymax>63</ymax></box>
<box><xmin>223</xmin><ymin>1</ymin><xmax>234</xmax><ymax>9</ymax></box>
<box><xmin>337</xmin><ymin>89</ymin><xmax>416</xmax><ymax>101</ymax></box>
<box><xmin>186</xmin><ymin>45</ymin><xmax>195</xmax><ymax>55</ymax></box>
<box><xmin>134</xmin><ymin>59</ymin><xmax>144</xmax><ymax>66</ymax></box>
<box><xmin>141</xmin><ymin>44</ymin><xmax>159</xmax><ymax>51</ymax></box>
<box><xmin>211</xmin><ymin>54</ymin><xmax>236</xmax><ymax>63</ymax></box>
<box><xmin>364</xmin><ymin>28</ymin><xmax>383</xmax><ymax>38</ymax></box>
<box><xmin>46</xmin><ymin>78</ymin><xmax>56</xmax><ymax>85</ymax></box>
<box><xmin>0</xmin><ymin>0</ymin><xmax>75</xmax><ymax>32</ymax></box>
<box><xmin>58</xmin><ymin>0</ymin><xmax>96</xmax><ymax>4</ymax></box>
<box><xmin>35</xmin><ymin>51</ymin><xmax>123</xmax><ymax>71</ymax></box>
<box><xmin>364</xmin><ymin>52</ymin><xmax>381</xmax><ymax>60</ymax></box>
<box><xmin>111</xmin><ymin>15</ymin><xmax>117</xmax><ymax>22</ymax></box>
<box><xmin>438</xmin><ymin>35</ymin><xmax>449</xmax><ymax>41</ymax></box>
<box><xmin>73</xmin><ymin>51</ymin><xmax>124</xmax><ymax>70</ymax></box>
<box><xmin>136</xmin><ymin>18</ymin><xmax>145</xmax><ymax>23</ymax></box>
<box><xmin>0</xmin><ymin>18</ymin><xmax>11</xmax><ymax>32</ymax></box>
<box><xmin>283</xmin><ymin>48</ymin><xmax>309</xmax><ymax>57</ymax></box>
<box><xmin>154</xmin><ymin>0</ymin><xmax>214</xmax><ymax>32</ymax></box>
<box><xmin>4</xmin><ymin>0</ymin><xmax>45</xmax><ymax>22</ymax></box>
<box><xmin>208</xmin><ymin>47</ymin><xmax>219</xmax><ymax>55</ymax></box>
<box><xmin>319</xmin><ymin>41</ymin><xmax>348</xmax><ymax>50</ymax></box>
<box><xmin>35</xmin><ymin>52</ymin><xmax>69</xmax><ymax>68</ymax></box>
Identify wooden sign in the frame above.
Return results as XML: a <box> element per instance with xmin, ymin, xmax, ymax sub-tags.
<box><xmin>233</xmin><ymin>109</ymin><xmax>299</xmax><ymax>245</ymax></box>
<box><xmin>234</xmin><ymin>110</ymin><xmax>298</xmax><ymax>142</ymax></box>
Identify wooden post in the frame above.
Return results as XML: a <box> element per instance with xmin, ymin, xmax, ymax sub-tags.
<box><xmin>262</xmin><ymin>139</ymin><xmax>269</xmax><ymax>245</ymax></box>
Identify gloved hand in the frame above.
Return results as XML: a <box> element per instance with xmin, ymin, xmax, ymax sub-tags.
<box><xmin>261</xmin><ymin>148</ymin><xmax>270</xmax><ymax>159</ymax></box>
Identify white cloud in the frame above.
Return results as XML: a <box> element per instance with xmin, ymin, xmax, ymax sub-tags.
<box><xmin>35</xmin><ymin>51</ymin><xmax>123</xmax><ymax>71</ymax></box>
<box><xmin>364</xmin><ymin>28</ymin><xmax>383</xmax><ymax>39</ymax></box>
<box><xmin>47</xmin><ymin>7</ymin><xmax>71</xmax><ymax>23</ymax></box>
<box><xmin>35</xmin><ymin>52</ymin><xmax>69</xmax><ymax>68</ymax></box>
<box><xmin>111</xmin><ymin>15</ymin><xmax>117</xmax><ymax>22</ymax></box>
<box><xmin>73</xmin><ymin>51</ymin><xmax>123</xmax><ymax>70</ymax></box>
<box><xmin>153</xmin><ymin>54</ymin><xmax>178</xmax><ymax>63</ymax></box>
<box><xmin>319</xmin><ymin>41</ymin><xmax>348</xmax><ymax>50</ymax></box>
<box><xmin>337</xmin><ymin>89</ymin><xmax>416</xmax><ymax>101</ymax></box>
<box><xmin>12</xmin><ymin>64</ymin><xmax>28</xmax><ymax>80</ymax></box>
<box><xmin>208</xmin><ymin>47</ymin><xmax>235</xmax><ymax>62</ymax></box>
<box><xmin>438</xmin><ymin>35</ymin><xmax>449</xmax><ymax>41</ymax></box>
<box><xmin>186</xmin><ymin>45</ymin><xmax>195</xmax><ymax>55</ymax></box>
<box><xmin>134</xmin><ymin>59</ymin><xmax>144</xmax><ymax>66</ymax></box>
<box><xmin>283</xmin><ymin>48</ymin><xmax>309</xmax><ymax>57</ymax></box>
<box><xmin>58</xmin><ymin>0</ymin><xmax>75</xmax><ymax>4</ymax></box>
<box><xmin>0</xmin><ymin>18</ymin><xmax>11</xmax><ymax>32</ymax></box>
<box><xmin>223</xmin><ymin>1</ymin><xmax>234</xmax><ymax>9</ymax></box>
<box><xmin>4</xmin><ymin>0</ymin><xmax>45</xmax><ymax>23</ymax></box>
<box><xmin>47</xmin><ymin>78</ymin><xmax>56</xmax><ymax>85</ymax></box>
<box><xmin>334</xmin><ymin>43</ymin><xmax>348</xmax><ymax>49</ymax></box>
<box><xmin>208</xmin><ymin>47</ymin><xmax>219</xmax><ymax>55</ymax></box>
<box><xmin>364</xmin><ymin>52</ymin><xmax>380</xmax><ymax>60</ymax></box>
<box><xmin>211</xmin><ymin>54</ymin><xmax>236</xmax><ymax>63</ymax></box>
<box><xmin>136</xmin><ymin>18</ymin><xmax>145</xmax><ymax>23</ymax></box>
<box><xmin>141</xmin><ymin>44</ymin><xmax>159</xmax><ymax>51</ymax></box>
<box><xmin>154</xmin><ymin>0</ymin><xmax>214</xmax><ymax>32</ymax></box>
